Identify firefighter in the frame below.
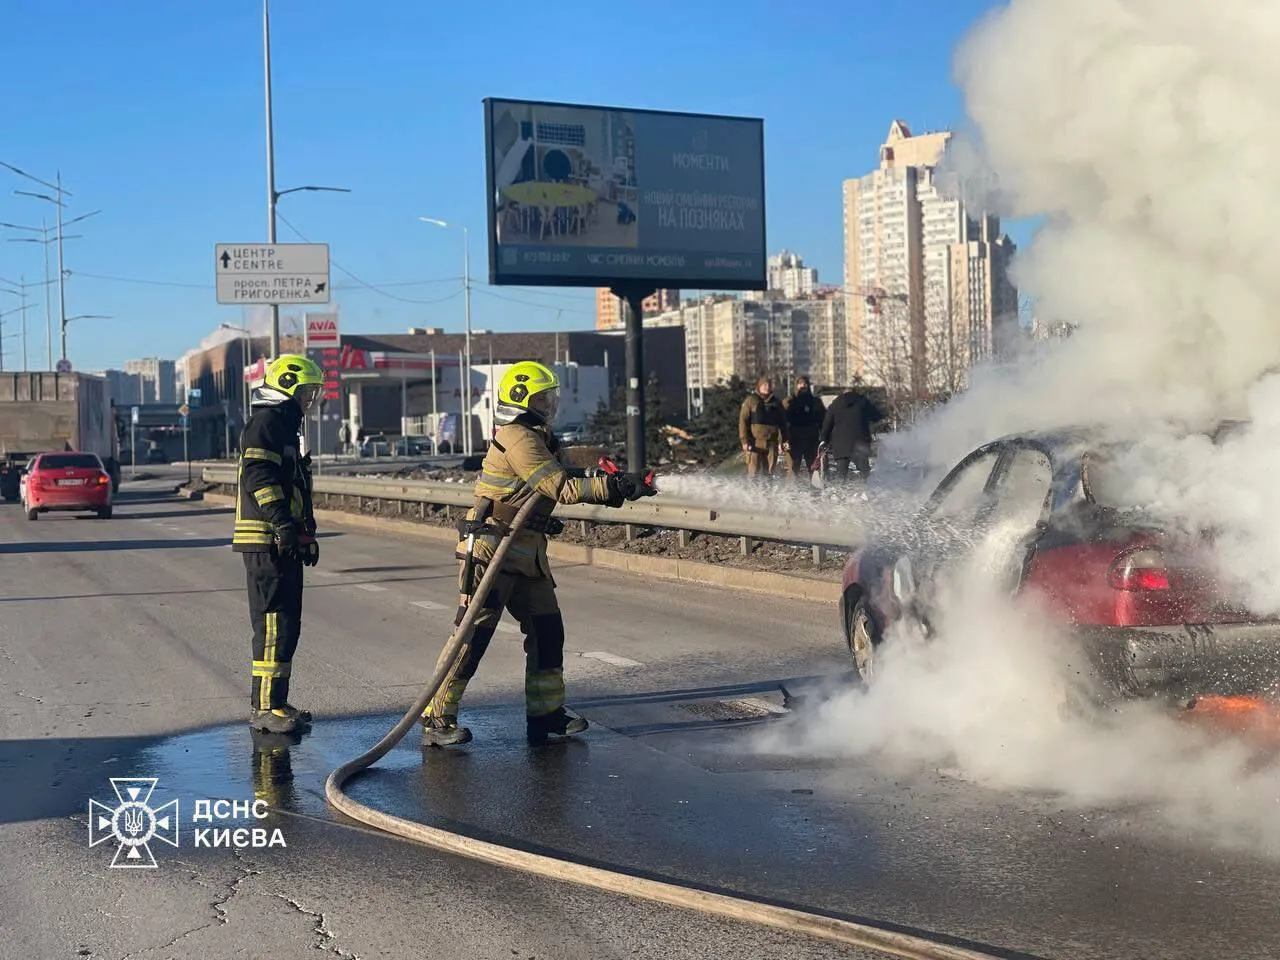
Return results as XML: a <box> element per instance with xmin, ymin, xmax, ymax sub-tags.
<box><xmin>232</xmin><ymin>354</ymin><xmax>324</xmax><ymax>734</ymax></box>
<box><xmin>422</xmin><ymin>360</ymin><xmax>656</xmax><ymax>747</ymax></box>
<box><xmin>738</xmin><ymin>377</ymin><xmax>787</xmax><ymax>479</ymax></box>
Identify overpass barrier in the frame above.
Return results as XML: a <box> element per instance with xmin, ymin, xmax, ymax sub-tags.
<box><xmin>201</xmin><ymin>466</ymin><xmax>864</xmax><ymax>564</ymax></box>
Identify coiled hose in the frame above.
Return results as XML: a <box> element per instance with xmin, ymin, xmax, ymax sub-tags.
<box><xmin>324</xmin><ymin>495</ymin><xmax>1003</xmax><ymax>960</ymax></box>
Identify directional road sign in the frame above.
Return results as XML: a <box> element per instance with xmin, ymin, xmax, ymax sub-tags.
<box><xmin>215</xmin><ymin>243</ymin><xmax>330</xmax><ymax>306</ymax></box>
<box><xmin>130</xmin><ymin>406</ymin><xmax>139</xmax><ymax>425</ymax></box>
<box><xmin>178</xmin><ymin>403</ymin><xmax>190</xmax><ymax>418</ymax></box>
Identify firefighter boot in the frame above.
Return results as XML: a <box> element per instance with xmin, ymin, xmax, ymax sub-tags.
<box><xmin>249</xmin><ymin>708</ymin><xmax>301</xmax><ymax>734</ymax></box>
<box><xmin>526</xmin><ymin>707</ymin><xmax>589</xmax><ymax>745</ymax></box>
<box><xmin>421</xmin><ymin>715</ymin><xmax>473</xmax><ymax>748</ymax></box>
<box><xmin>278</xmin><ymin>704</ymin><xmax>313</xmax><ymax>724</ymax></box>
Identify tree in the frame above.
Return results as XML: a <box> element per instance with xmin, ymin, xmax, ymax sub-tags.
<box><xmin>683</xmin><ymin>374</ymin><xmax>750</xmax><ymax>465</ymax></box>
<box><xmin>587</xmin><ymin>372</ymin><xmax>671</xmax><ymax>465</ymax></box>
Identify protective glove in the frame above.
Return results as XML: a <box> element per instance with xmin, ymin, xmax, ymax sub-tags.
<box><xmin>300</xmin><ymin>538</ymin><xmax>320</xmax><ymax>567</ymax></box>
<box><xmin>273</xmin><ymin>523</ymin><xmax>301</xmax><ymax>560</ymax></box>
<box><xmin>607</xmin><ymin>472</ymin><xmax>658</xmax><ymax>503</ymax></box>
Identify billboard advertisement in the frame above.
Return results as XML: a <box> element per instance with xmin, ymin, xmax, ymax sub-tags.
<box><xmin>484</xmin><ymin>98</ymin><xmax>766</xmax><ymax>290</ymax></box>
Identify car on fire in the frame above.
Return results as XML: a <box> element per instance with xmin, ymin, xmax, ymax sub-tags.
<box><xmin>20</xmin><ymin>451</ymin><xmax>115</xmax><ymax>520</ymax></box>
<box><xmin>840</xmin><ymin>424</ymin><xmax>1280</xmax><ymax>704</ymax></box>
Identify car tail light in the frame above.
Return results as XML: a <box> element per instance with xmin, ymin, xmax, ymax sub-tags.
<box><xmin>1108</xmin><ymin>548</ymin><xmax>1171</xmax><ymax>591</ymax></box>
<box><xmin>96</xmin><ymin>473</ymin><xmax>110</xmax><ymax>486</ymax></box>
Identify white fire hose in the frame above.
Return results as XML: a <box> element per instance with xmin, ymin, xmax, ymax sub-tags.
<box><xmin>324</xmin><ymin>494</ymin><xmax>1005</xmax><ymax>960</ymax></box>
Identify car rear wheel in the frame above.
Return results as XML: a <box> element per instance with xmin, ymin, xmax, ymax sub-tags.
<box><xmin>846</xmin><ymin>595</ymin><xmax>880</xmax><ymax>685</ymax></box>
<box><xmin>26</xmin><ymin>506</ymin><xmax>37</xmax><ymax>521</ymax></box>
<box><xmin>97</xmin><ymin>506</ymin><xmax>112</xmax><ymax>520</ymax></box>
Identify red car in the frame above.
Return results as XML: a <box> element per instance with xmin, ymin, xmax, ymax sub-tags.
<box><xmin>840</xmin><ymin>425</ymin><xmax>1280</xmax><ymax>704</ymax></box>
<box><xmin>21</xmin><ymin>451</ymin><xmax>114</xmax><ymax>520</ymax></box>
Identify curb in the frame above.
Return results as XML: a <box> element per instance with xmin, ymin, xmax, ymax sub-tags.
<box><xmin>203</xmin><ymin>493</ymin><xmax>842</xmax><ymax>604</ymax></box>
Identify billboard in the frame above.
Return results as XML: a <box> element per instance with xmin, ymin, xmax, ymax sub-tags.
<box><xmin>484</xmin><ymin>98</ymin><xmax>766</xmax><ymax>290</ymax></box>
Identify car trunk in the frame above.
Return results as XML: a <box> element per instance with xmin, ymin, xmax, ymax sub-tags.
<box><xmin>33</xmin><ymin>455</ymin><xmax>106</xmax><ymax>497</ymax></box>
<box><xmin>1081</xmin><ymin>448</ymin><xmax>1280</xmax><ymax>626</ymax></box>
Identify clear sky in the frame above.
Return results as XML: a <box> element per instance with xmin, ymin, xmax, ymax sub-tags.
<box><xmin>0</xmin><ymin>0</ymin><xmax>1015</xmax><ymax>371</ymax></box>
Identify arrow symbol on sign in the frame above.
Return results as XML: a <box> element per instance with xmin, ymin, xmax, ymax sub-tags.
<box><xmin>220</xmin><ymin>252</ymin><xmax>231</xmax><ymax>268</ymax></box>
<box><xmin>314</xmin><ymin>282</ymin><xmax>326</xmax><ymax>294</ymax></box>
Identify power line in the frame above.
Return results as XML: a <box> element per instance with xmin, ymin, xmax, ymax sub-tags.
<box><xmin>275</xmin><ymin>211</ymin><xmax>464</xmax><ymax>306</ymax></box>
<box><xmin>473</xmin><ymin>287</ymin><xmax>593</xmax><ymax>316</ymax></box>
<box><xmin>69</xmin><ymin>270</ymin><xmax>465</xmax><ymax>293</ymax></box>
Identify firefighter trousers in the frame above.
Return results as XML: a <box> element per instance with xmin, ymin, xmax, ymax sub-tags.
<box><xmin>245</xmin><ymin>551</ymin><xmax>305</xmax><ymax>711</ymax></box>
<box><xmin>424</xmin><ymin>562</ymin><xmax>566</xmax><ymax>720</ymax></box>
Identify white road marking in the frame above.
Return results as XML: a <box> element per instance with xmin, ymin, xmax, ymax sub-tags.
<box><xmin>580</xmin><ymin>651</ymin><xmax>644</xmax><ymax>668</ymax></box>
<box><xmin>309</xmin><ymin>569</ymin><xmax>338</xmax><ymax>578</ymax></box>
<box><xmin>355</xmin><ymin>583</ymin><xmax>388</xmax><ymax>593</ymax></box>
<box><xmin>411</xmin><ymin>599</ymin><xmax>447</xmax><ymax>611</ymax></box>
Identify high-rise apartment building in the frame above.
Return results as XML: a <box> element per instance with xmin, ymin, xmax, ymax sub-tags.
<box><xmin>842</xmin><ymin>120</ymin><xmax>1017</xmax><ymax>399</ymax></box>
<box><xmin>124</xmin><ymin>357</ymin><xmax>177</xmax><ymax>403</ymax></box>
<box><xmin>767</xmin><ymin>250</ymin><xmax>819</xmax><ymax>299</ymax></box>
<box><xmin>594</xmin><ymin>288</ymin><xmax>680</xmax><ymax>329</ymax></box>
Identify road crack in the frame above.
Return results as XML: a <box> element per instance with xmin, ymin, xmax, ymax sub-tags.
<box><xmin>119</xmin><ymin>851</ymin><xmax>257</xmax><ymax>960</ymax></box>
<box><xmin>272</xmin><ymin>892</ymin><xmax>364</xmax><ymax>959</ymax></box>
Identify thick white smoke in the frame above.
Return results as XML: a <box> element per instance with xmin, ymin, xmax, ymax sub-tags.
<box><xmin>747</xmin><ymin>0</ymin><xmax>1280</xmax><ymax>852</ymax></box>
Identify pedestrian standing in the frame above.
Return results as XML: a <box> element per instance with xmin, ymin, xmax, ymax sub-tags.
<box><xmin>782</xmin><ymin>376</ymin><xmax>825</xmax><ymax>482</ymax></box>
<box><xmin>738</xmin><ymin>378</ymin><xmax>787</xmax><ymax>480</ymax></box>
<box><xmin>817</xmin><ymin>381</ymin><xmax>885</xmax><ymax>489</ymax></box>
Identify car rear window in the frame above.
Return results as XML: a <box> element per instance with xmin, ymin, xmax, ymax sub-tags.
<box><xmin>39</xmin><ymin>454</ymin><xmax>102</xmax><ymax>470</ymax></box>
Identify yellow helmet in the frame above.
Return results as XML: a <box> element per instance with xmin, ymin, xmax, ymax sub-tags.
<box><xmin>496</xmin><ymin>360</ymin><xmax>559</xmax><ymax>425</ymax></box>
<box><xmin>264</xmin><ymin>354</ymin><xmax>325</xmax><ymax>411</ymax></box>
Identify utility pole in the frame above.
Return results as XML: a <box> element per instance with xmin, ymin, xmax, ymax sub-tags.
<box><xmin>263</xmin><ymin>0</ymin><xmax>280</xmax><ymax>359</ymax></box>
<box><xmin>55</xmin><ymin>172</ymin><xmax>66</xmax><ymax>362</ymax></box>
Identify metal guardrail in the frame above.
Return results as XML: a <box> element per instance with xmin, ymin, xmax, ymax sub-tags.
<box><xmin>201</xmin><ymin>466</ymin><xmax>863</xmax><ymax>560</ymax></box>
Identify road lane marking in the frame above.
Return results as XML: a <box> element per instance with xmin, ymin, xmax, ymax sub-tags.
<box><xmin>580</xmin><ymin>651</ymin><xmax>644</xmax><ymax>668</ymax></box>
<box><xmin>355</xmin><ymin>583</ymin><xmax>388</xmax><ymax>593</ymax></box>
<box><xmin>411</xmin><ymin>600</ymin><xmax>447</xmax><ymax>611</ymax></box>
<box><xmin>309</xmin><ymin>569</ymin><xmax>338</xmax><ymax>578</ymax></box>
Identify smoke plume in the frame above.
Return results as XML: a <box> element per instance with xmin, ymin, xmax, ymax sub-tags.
<box><xmin>747</xmin><ymin>0</ymin><xmax>1280</xmax><ymax>853</ymax></box>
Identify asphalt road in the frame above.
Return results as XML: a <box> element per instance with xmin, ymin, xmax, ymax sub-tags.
<box><xmin>3</xmin><ymin>478</ymin><xmax>1280</xmax><ymax>959</ymax></box>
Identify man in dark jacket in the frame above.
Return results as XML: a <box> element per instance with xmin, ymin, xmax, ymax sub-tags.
<box><xmin>817</xmin><ymin>382</ymin><xmax>885</xmax><ymax>487</ymax></box>
<box><xmin>232</xmin><ymin>354</ymin><xmax>325</xmax><ymax>734</ymax></box>
<box><xmin>782</xmin><ymin>376</ymin><xmax>825</xmax><ymax>482</ymax></box>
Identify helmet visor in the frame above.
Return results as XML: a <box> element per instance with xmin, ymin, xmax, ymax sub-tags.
<box><xmin>294</xmin><ymin>383</ymin><xmax>322</xmax><ymax>412</ymax></box>
<box><xmin>529</xmin><ymin>387</ymin><xmax>560</xmax><ymax>425</ymax></box>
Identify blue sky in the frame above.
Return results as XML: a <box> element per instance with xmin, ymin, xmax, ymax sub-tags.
<box><xmin>0</xmin><ymin>0</ymin><xmax>1016</xmax><ymax>371</ymax></box>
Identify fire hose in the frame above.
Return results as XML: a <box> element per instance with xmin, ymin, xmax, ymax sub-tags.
<box><xmin>324</xmin><ymin>493</ymin><xmax>1003</xmax><ymax>960</ymax></box>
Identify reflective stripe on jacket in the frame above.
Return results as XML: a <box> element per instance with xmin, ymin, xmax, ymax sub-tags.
<box><xmin>458</xmin><ymin>419</ymin><xmax>610</xmax><ymax>577</ymax></box>
<box><xmin>232</xmin><ymin>403</ymin><xmax>315</xmax><ymax>551</ymax></box>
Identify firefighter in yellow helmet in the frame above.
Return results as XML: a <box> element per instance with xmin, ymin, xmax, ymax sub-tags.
<box><xmin>422</xmin><ymin>360</ymin><xmax>657</xmax><ymax>747</ymax></box>
<box><xmin>232</xmin><ymin>354</ymin><xmax>325</xmax><ymax>734</ymax></box>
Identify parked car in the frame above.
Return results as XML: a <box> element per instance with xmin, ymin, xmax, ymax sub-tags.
<box><xmin>360</xmin><ymin>434</ymin><xmax>391</xmax><ymax>457</ymax></box>
<box><xmin>145</xmin><ymin>446</ymin><xmax>169</xmax><ymax>464</ymax></box>
<box><xmin>21</xmin><ymin>451</ymin><xmax>115</xmax><ymax>520</ymax></box>
<box><xmin>840</xmin><ymin>425</ymin><xmax>1280</xmax><ymax>705</ymax></box>
<box><xmin>0</xmin><ymin>452</ymin><xmax>35</xmax><ymax>502</ymax></box>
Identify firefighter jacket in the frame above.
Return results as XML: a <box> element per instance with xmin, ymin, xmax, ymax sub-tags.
<box><xmin>738</xmin><ymin>392</ymin><xmax>788</xmax><ymax>447</ymax></box>
<box><xmin>457</xmin><ymin>417</ymin><xmax>611</xmax><ymax>578</ymax></box>
<box><xmin>232</xmin><ymin>389</ymin><xmax>316</xmax><ymax>552</ymax></box>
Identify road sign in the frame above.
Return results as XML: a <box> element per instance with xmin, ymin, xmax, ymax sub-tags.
<box><xmin>214</xmin><ymin>243</ymin><xmax>330</xmax><ymax>306</ymax></box>
<box><xmin>55</xmin><ymin>358</ymin><xmax>72</xmax><ymax>373</ymax></box>
<box><xmin>188</xmin><ymin>388</ymin><xmax>202</xmax><ymax>408</ymax></box>
<box><xmin>178</xmin><ymin>403</ymin><xmax>190</xmax><ymax>418</ymax></box>
<box><xmin>130</xmin><ymin>406</ymin><xmax>139</xmax><ymax>425</ymax></box>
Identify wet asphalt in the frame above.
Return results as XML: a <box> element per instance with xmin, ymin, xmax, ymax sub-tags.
<box><xmin>2</xmin><ymin>477</ymin><xmax>1279</xmax><ymax>959</ymax></box>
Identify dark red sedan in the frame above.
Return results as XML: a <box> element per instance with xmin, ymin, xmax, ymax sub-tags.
<box><xmin>840</xmin><ymin>425</ymin><xmax>1280</xmax><ymax>704</ymax></box>
<box><xmin>21</xmin><ymin>451</ymin><xmax>114</xmax><ymax>520</ymax></box>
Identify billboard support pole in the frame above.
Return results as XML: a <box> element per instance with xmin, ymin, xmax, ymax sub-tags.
<box><xmin>612</xmin><ymin>283</ymin><xmax>655</xmax><ymax>470</ymax></box>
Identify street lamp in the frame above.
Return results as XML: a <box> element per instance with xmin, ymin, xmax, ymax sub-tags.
<box><xmin>418</xmin><ymin>216</ymin><xmax>472</xmax><ymax>455</ymax></box>
<box><xmin>3</xmin><ymin>219</ymin><xmax>89</xmax><ymax>369</ymax></box>
<box><xmin>0</xmin><ymin>276</ymin><xmax>36</xmax><ymax>371</ymax></box>
<box><xmin>0</xmin><ymin>161</ymin><xmax>101</xmax><ymax>365</ymax></box>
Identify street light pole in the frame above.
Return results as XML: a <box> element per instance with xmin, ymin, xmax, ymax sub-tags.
<box><xmin>55</xmin><ymin>172</ymin><xmax>66</xmax><ymax>362</ymax></box>
<box><xmin>263</xmin><ymin>0</ymin><xmax>281</xmax><ymax>359</ymax></box>
<box><xmin>419</xmin><ymin>216</ymin><xmax>473</xmax><ymax>455</ymax></box>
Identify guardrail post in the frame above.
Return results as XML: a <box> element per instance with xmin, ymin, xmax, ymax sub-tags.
<box><xmin>677</xmin><ymin>529</ymin><xmax>691</xmax><ymax>548</ymax></box>
<box><xmin>740</xmin><ymin>536</ymin><xmax>756</xmax><ymax>556</ymax></box>
<box><xmin>812</xmin><ymin>543</ymin><xmax>826</xmax><ymax>565</ymax></box>
<box><xmin>624</xmin><ymin>524</ymin><xmax>635</xmax><ymax>542</ymax></box>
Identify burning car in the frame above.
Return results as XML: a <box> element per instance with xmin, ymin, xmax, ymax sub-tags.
<box><xmin>840</xmin><ymin>425</ymin><xmax>1280</xmax><ymax>704</ymax></box>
